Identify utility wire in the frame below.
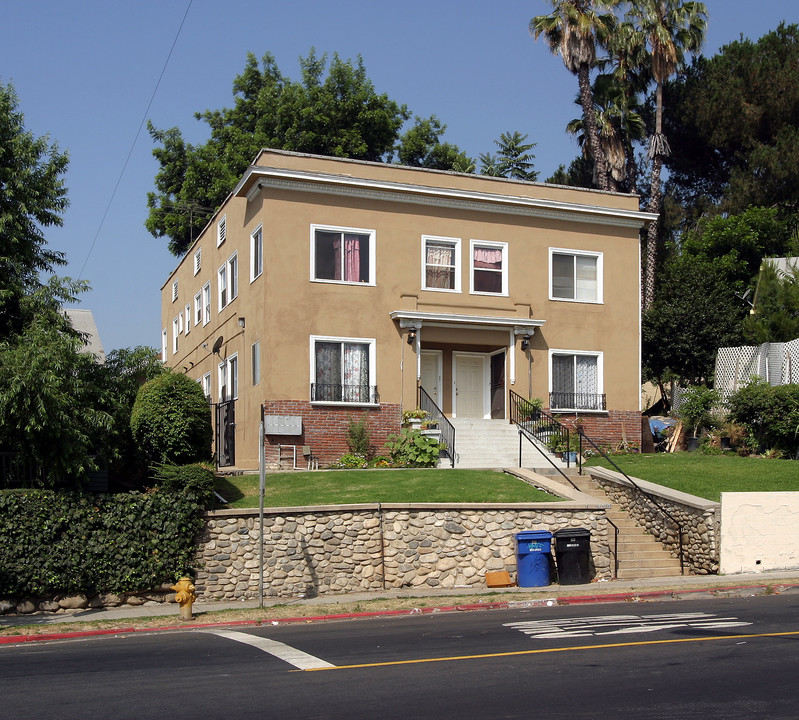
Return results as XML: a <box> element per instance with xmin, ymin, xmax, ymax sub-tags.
<box><xmin>77</xmin><ymin>0</ymin><xmax>193</xmax><ymax>279</ymax></box>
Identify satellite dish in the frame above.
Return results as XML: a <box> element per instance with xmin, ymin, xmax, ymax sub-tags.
<box><xmin>212</xmin><ymin>336</ymin><xmax>224</xmax><ymax>354</ymax></box>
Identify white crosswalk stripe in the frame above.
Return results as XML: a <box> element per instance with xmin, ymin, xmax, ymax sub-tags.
<box><xmin>205</xmin><ymin>630</ymin><xmax>335</xmax><ymax>669</ymax></box>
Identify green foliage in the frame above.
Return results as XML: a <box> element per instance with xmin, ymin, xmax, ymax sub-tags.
<box><xmin>130</xmin><ymin>371</ymin><xmax>212</xmax><ymax>465</ymax></box>
<box><xmin>677</xmin><ymin>385</ymin><xmax>720</xmax><ymax>436</ymax></box>
<box><xmin>0</xmin><ymin>281</ymin><xmax>112</xmax><ymax>487</ymax></box>
<box><xmin>664</xmin><ymin>23</ymin><xmax>799</xmax><ymax>218</ymax></box>
<box><xmin>329</xmin><ymin>453</ymin><xmax>369</xmax><ymax>469</ymax></box>
<box><xmin>515</xmin><ymin>396</ymin><xmax>543</xmax><ymax>419</ymax></box>
<box><xmin>147</xmin><ymin>51</ymin><xmax>469</xmax><ymax>255</ymax></box>
<box><xmin>0</xmin><ymin>488</ymin><xmax>207</xmax><ymax>596</ymax></box>
<box><xmin>479</xmin><ymin>131</ymin><xmax>538</xmax><ymax>181</ymax></box>
<box><xmin>385</xmin><ymin>428</ymin><xmax>443</xmax><ymax>468</ymax></box>
<box><xmin>727</xmin><ymin>379</ymin><xmax>799</xmax><ymax>454</ymax></box>
<box><xmin>346</xmin><ymin>415</ymin><xmax>371</xmax><ymax>456</ymax></box>
<box><xmin>0</xmin><ymin>82</ymin><xmax>69</xmax><ymax>337</ymax></box>
<box><xmin>743</xmin><ymin>261</ymin><xmax>799</xmax><ymax>344</ymax></box>
<box><xmin>151</xmin><ymin>463</ymin><xmax>215</xmax><ymax>504</ymax></box>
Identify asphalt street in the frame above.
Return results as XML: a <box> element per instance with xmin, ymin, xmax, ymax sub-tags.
<box><xmin>2</xmin><ymin>594</ymin><xmax>798</xmax><ymax>719</ymax></box>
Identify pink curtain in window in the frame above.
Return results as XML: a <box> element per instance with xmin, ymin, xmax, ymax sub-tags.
<box><xmin>473</xmin><ymin>247</ymin><xmax>502</xmax><ymax>269</ymax></box>
<box><xmin>344</xmin><ymin>234</ymin><xmax>361</xmax><ymax>282</ymax></box>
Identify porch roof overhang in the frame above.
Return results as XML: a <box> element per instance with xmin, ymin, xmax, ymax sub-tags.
<box><xmin>389</xmin><ymin>310</ymin><xmax>544</xmax><ymax>335</ymax></box>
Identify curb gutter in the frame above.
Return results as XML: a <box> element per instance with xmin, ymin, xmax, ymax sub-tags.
<box><xmin>2</xmin><ymin>583</ymin><xmax>797</xmax><ymax>646</ymax></box>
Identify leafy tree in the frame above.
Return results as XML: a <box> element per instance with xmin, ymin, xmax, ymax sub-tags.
<box><xmin>0</xmin><ymin>279</ymin><xmax>112</xmax><ymax>487</ymax></box>
<box><xmin>479</xmin><ymin>131</ymin><xmax>538</xmax><ymax>181</ymax></box>
<box><xmin>130</xmin><ymin>371</ymin><xmax>213</xmax><ymax>465</ymax></box>
<box><xmin>546</xmin><ymin>155</ymin><xmax>596</xmax><ymax>187</ymax></box>
<box><xmin>147</xmin><ymin>51</ymin><xmax>469</xmax><ymax>256</ymax></box>
<box><xmin>663</xmin><ymin>23</ymin><xmax>799</xmax><ymax>221</ymax></box>
<box><xmin>743</xmin><ymin>261</ymin><xmax>799</xmax><ymax>344</ymax></box>
<box><xmin>727</xmin><ymin>379</ymin><xmax>799</xmax><ymax>455</ymax></box>
<box><xmin>0</xmin><ymin>82</ymin><xmax>69</xmax><ymax>337</ymax></box>
<box><xmin>531</xmin><ymin>0</ymin><xmax>619</xmax><ymax>191</ymax></box>
<box><xmin>625</xmin><ymin>0</ymin><xmax>708</xmax><ymax>310</ymax></box>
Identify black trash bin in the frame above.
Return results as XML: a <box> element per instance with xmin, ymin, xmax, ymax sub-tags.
<box><xmin>553</xmin><ymin>528</ymin><xmax>591</xmax><ymax>585</ymax></box>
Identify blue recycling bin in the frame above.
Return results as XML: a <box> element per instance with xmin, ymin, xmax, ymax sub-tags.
<box><xmin>515</xmin><ymin>530</ymin><xmax>553</xmax><ymax>587</ymax></box>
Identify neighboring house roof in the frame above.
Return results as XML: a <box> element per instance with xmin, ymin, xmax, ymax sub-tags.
<box><xmin>64</xmin><ymin>309</ymin><xmax>106</xmax><ymax>362</ymax></box>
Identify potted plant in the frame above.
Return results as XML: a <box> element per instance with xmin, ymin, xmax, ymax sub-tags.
<box><xmin>516</xmin><ymin>396</ymin><xmax>543</xmax><ymax>421</ymax></box>
<box><xmin>402</xmin><ymin>408</ymin><xmax>429</xmax><ymax>429</ymax></box>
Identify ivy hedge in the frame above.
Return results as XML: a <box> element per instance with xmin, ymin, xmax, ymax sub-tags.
<box><xmin>0</xmin><ymin>486</ymin><xmax>208</xmax><ymax>597</ymax></box>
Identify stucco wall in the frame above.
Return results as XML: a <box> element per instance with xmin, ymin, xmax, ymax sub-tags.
<box><xmin>720</xmin><ymin>492</ymin><xmax>799</xmax><ymax>574</ymax></box>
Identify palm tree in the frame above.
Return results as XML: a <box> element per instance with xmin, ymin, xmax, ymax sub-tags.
<box><xmin>626</xmin><ymin>0</ymin><xmax>708</xmax><ymax>310</ymax></box>
<box><xmin>530</xmin><ymin>0</ymin><xmax>619</xmax><ymax>191</ymax></box>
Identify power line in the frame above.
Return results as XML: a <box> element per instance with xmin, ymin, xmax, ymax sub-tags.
<box><xmin>77</xmin><ymin>0</ymin><xmax>194</xmax><ymax>279</ymax></box>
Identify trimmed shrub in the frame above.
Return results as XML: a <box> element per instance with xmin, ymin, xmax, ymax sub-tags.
<box><xmin>0</xmin><ymin>488</ymin><xmax>207</xmax><ymax>596</ymax></box>
<box><xmin>131</xmin><ymin>371</ymin><xmax>212</xmax><ymax>465</ymax></box>
<box><xmin>727</xmin><ymin>380</ymin><xmax>799</xmax><ymax>454</ymax></box>
<box><xmin>151</xmin><ymin>463</ymin><xmax>215</xmax><ymax>504</ymax></box>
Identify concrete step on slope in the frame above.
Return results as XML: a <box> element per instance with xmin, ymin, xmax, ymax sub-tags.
<box><xmin>447</xmin><ymin>418</ymin><xmax>566</xmax><ymax>470</ymax></box>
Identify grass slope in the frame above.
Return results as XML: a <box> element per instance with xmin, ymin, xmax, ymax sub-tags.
<box><xmin>586</xmin><ymin>453</ymin><xmax>799</xmax><ymax>502</ymax></box>
<box><xmin>215</xmin><ymin>469</ymin><xmax>559</xmax><ymax>508</ymax></box>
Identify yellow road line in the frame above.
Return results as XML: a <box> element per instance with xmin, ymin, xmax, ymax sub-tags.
<box><xmin>300</xmin><ymin>630</ymin><xmax>799</xmax><ymax>672</ymax></box>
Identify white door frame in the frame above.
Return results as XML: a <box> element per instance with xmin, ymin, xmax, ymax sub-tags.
<box><xmin>420</xmin><ymin>349</ymin><xmax>443</xmax><ymax>408</ymax></box>
<box><xmin>452</xmin><ymin>352</ymin><xmax>490</xmax><ymax>419</ymax></box>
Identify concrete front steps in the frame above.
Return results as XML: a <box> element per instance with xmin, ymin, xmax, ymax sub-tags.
<box><xmin>562</xmin><ymin>472</ymin><xmax>683</xmax><ymax>580</ymax></box>
<box><xmin>446</xmin><ymin>418</ymin><xmax>566</xmax><ymax>470</ymax></box>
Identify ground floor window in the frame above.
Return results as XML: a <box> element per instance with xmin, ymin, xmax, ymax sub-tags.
<box><xmin>550</xmin><ymin>351</ymin><xmax>605</xmax><ymax>411</ymax></box>
<box><xmin>311</xmin><ymin>336</ymin><xmax>377</xmax><ymax>404</ymax></box>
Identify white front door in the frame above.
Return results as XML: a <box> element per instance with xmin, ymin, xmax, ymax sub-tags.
<box><xmin>420</xmin><ymin>350</ymin><xmax>442</xmax><ymax>407</ymax></box>
<box><xmin>454</xmin><ymin>354</ymin><xmax>486</xmax><ymax>418</ymax></box>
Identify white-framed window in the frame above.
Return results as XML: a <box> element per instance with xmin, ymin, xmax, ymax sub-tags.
<box><xmin>184</xmin><ymin>303</ymin><xmax>191</xmax><ymax>334</ymax></box>
<box><xmin>310</xmin><ymin>335</ymin><xmax>377</xmax><ymax>404</ymax></box>
<box><xmin>172</xmin><ymin>317</ymin><xmax>179</xmax><ymax>355</ymax></box>
<box><xmin>202</xmin><ymin>282</ymin><xmax>211</xmax><ymax>325</ymax></box>
<box><xmin>310</xmin><ymin>224</ymin><xmax>375</xmax><ymax>285</ymax></box>
<box><xmin>549</xmin><ymin>350</ymin><xmax>605</xmax><ymax>411</ymax></box>
<box><xmin>202</xmin><ymin>372</ymin><xmax>211</xmax><ymax>400</ymax></box>
<box><xmin>218</xmin><ymin>353</ymin><xmax>238</xmax><ymax>401</ymax></box>
<box><xmin>470</xmin><ymin>240</ymin><xmax>508</xmax><ymax>295</ymax></box>
<box><xmin>161</xmin><ymin>328</ymin><xmax>168</xmax><ymax>362</ymax></box>
<box><xmin>171</xmin><ymin>279</ymin><xmax>179</xmax><ymax>302</ymax></box>
<box><xmin>422</xmin><ymin>236</ymin><xmax>461</xmax><ymax>292</ymax></box>
<box><xmin>549</xmin><ymin>248</ymin><xmax>603</xmax><ymax>303</ymax></box>
<box><xmin>217</xmin><ymin>215</ymin><xmax>226</xmax><ymax>247</ymax></box>
<box><xmin>218</xmin><ymin>252</ymin><xmax>238</xmax><ymax>311</ymax></box>
<box><xmin>251</xmin><ymin>340</ymin><xmax>261</xmax><ymax>386</ymax></box>
<box><xmin>194</xmin><ymin>291</ymin><xmax>202</xmax><ymax>326</ymax></box>
<box><xmin>193</xmin><ymin>248</ymin><xmax>202</xmax><ymax>275</ymax></box>
<box><xmin>250</xmin><ymin>224</ymin><xmax>263</xmax><ymax>282</ymax></box>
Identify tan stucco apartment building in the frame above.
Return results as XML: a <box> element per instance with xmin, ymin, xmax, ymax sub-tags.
<box><xmin>161</xmin><ymin>149</ymin><xmax>654</xmax><ymax>469</ymax></box>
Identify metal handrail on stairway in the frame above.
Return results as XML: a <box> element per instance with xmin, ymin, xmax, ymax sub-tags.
<box><xmin>418</xmin><ymin>387</ymin><xmax>456</xmax><ymax>467</ymax></box>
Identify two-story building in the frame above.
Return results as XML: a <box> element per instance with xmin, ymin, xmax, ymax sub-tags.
<box><xmin>161</xmin><ymin>149</ymin><xmax>653</xmax><ymax>469</ymax></box>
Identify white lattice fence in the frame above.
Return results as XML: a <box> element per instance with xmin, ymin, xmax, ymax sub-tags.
<box><xmin>714</xmin><ymin>339</ymin><xmax>799</xmax><ymax>400</ymax></box>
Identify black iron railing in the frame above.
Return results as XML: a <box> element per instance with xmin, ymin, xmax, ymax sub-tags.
<box><xmin>311</xmin><ymin>384</ymin><xmax>379</xmax><ymax>404</ymax></box>
<box><xmin>549</xmin><ymin>392</ymin><xmax>606</xmax><ymax>411</ymax></box>
<box><xmin>418</xmin><ymin>386</ymin><xmax>456</xmax><ymax>467</ymax></box>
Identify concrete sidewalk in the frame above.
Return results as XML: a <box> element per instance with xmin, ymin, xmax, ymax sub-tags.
<box><xmin>3</xmin><ymin>570</ymin><xmax>799</xmax><ymax>632</ymax></box>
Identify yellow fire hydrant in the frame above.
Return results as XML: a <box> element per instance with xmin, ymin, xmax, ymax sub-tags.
<box><xmin>171</xmin><ymin>577</ymin><xmax>196</xmax><ymax>620</ymax></box>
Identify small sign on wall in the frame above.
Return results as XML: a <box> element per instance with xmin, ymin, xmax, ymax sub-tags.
<box><xmin>264</xmin><ymin>416</ymin><xmax>303</xmax><ymax>435</ymax></box>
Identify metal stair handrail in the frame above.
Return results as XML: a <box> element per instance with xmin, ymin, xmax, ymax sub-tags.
<box><xmin>418</xmin><ymin>387</ymin><xmax>456</xmax><ymax>467</ymax></box>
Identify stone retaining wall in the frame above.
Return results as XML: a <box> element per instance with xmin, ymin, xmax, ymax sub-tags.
<box><xmin>196</xmin><ymin>503</ymin><xmax>612</xmax><ymax>600</ymax></box>
<box><xmin>587</xmin><ymin>467</ymin><xmax>721</xmax><ymax>574</ymax></box>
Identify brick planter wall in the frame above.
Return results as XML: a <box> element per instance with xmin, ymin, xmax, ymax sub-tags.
<box><xmin>261</xmin><ymin>400</ymin><xmax>401</xmax><ymax>468</ymax></box>
<box><xmin>550</xmin><ymin>410</ymin><xmax>643</xmax><ymax>451</ymax></box>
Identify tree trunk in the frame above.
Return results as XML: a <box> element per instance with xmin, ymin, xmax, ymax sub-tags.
<box><xmin>577</xmin><ymin>63</ymin><xmax>608</xmax><ymax>191</ymax></box>
<box><xmin>643</xmin><ymin>82</ymin><xmax>667</xmax><ymax>311</ymax></box>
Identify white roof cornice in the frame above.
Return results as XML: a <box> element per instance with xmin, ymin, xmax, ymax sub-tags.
<box><xmin>390</xmin><ymin>310</ymin><xmax>545</xmax><ymax>332</ymax></box>
<box><xmin>235</xmin><ymin>166</ymin><xmax>656</xmax><ymax>230</ymax></box>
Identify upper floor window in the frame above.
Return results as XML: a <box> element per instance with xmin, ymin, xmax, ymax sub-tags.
<box><xmin>422</xmin><ymin>236</ymin><xmax>461</xmax><ymax>292</ymax></box>
<box><xmin>171</xmin><ymin>279</ymin><xmax>179</xmax><ymax>302</ymax></box>
<box><xmin>171</xmin><ymin>317</ymin><xmax>179</xmax><ymax>354</ymax></box>
<box><xmin>184</xmin><ymin>303</ymin><xmax>191</xmax><ymax>335</ymax></box>
<box><xmin>311</xmin><ymin>225</ymin><xmax>375</xmax><ymax>285</ymax></box>
<box><xmin>218</xmin><ymin>252</ymin><xmax>238</xmax><ymax>311</ymax></box>
<box><xmin>193</xmin><ymin>248</ymin><xmax>202</xmax><ymax>275</ymax></box>
<box><xmin>202</xmin><ymin>282</ymin><xmax>211</xmax><ymax>325</ymax></box>
<box><xmin>251</xmin><ymin>340</ymin><xmax>261</xmax><ymax>386</ymax></box>
<box><xmin>217</xmin><ymin>215</ymin><xmax>226</xmax><ymax>247</ymax></box>
<box><xmin>470</xmin><ymin>240</ymin><xmax>507</xmax><ymax>295</ymax></box>
<box><xmin>218</xmin><ymin>353</ymin><xmax>238</xmax><ymax>401</ymax></box>
<box><xmin>310</xmin><ymin>335</ymin><xmax>377</xmax><ymax>404</ymax></box>
<box><xmin>201</xmin><ymin>372</ymin><xmax>211</xmax><ymax>399</ymax></box>
<box><xmin>550</xmin><ymin>248</ymin><xmax>602</xmax><ymax>303</ymax></box>
<box><xmin>161</xmin><ymin>328</ymin><xmax>168</xmax><ymax>362</ymax></box>
<box><xmin>194</xmin><ymin>291</ymin><xmax>202</xmax><ymax>326</ymax></box>
<box><xmin>251</xmin><ymin>225</ymin><xmax>263</xmax><ymax>282</ymax></box>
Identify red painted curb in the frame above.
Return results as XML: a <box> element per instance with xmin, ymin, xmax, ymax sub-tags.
<box><xmin>3</xmin><ymin>583</ymin><xmax>797</xmax><ymax>644</ymax></box>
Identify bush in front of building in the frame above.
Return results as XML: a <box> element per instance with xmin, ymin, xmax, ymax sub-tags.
<box><xmin>385</xmin><ymin>428</ymin><xmax>443</xmax><ymax>467</ymax></box>
<box><xmin>130</xmin><ymin>371</ymin><xmax>213</xmax><ymax>466</ymax></box>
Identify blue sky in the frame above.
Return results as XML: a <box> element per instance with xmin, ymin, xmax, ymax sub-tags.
<box><xmin>3</xmin><ymin>0</ymin><xmax>796</xmax><ymax>352</ymax></box>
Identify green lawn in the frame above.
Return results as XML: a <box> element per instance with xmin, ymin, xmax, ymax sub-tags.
<box><xmin>214</xmin><ymin>469</ymin><xmax>560</xmax><ymax>508</ymax></box>
<box><xmin>585</xmin><ymin>453</ymin><xmax>799</xmax><ymax>502</ymax></box>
